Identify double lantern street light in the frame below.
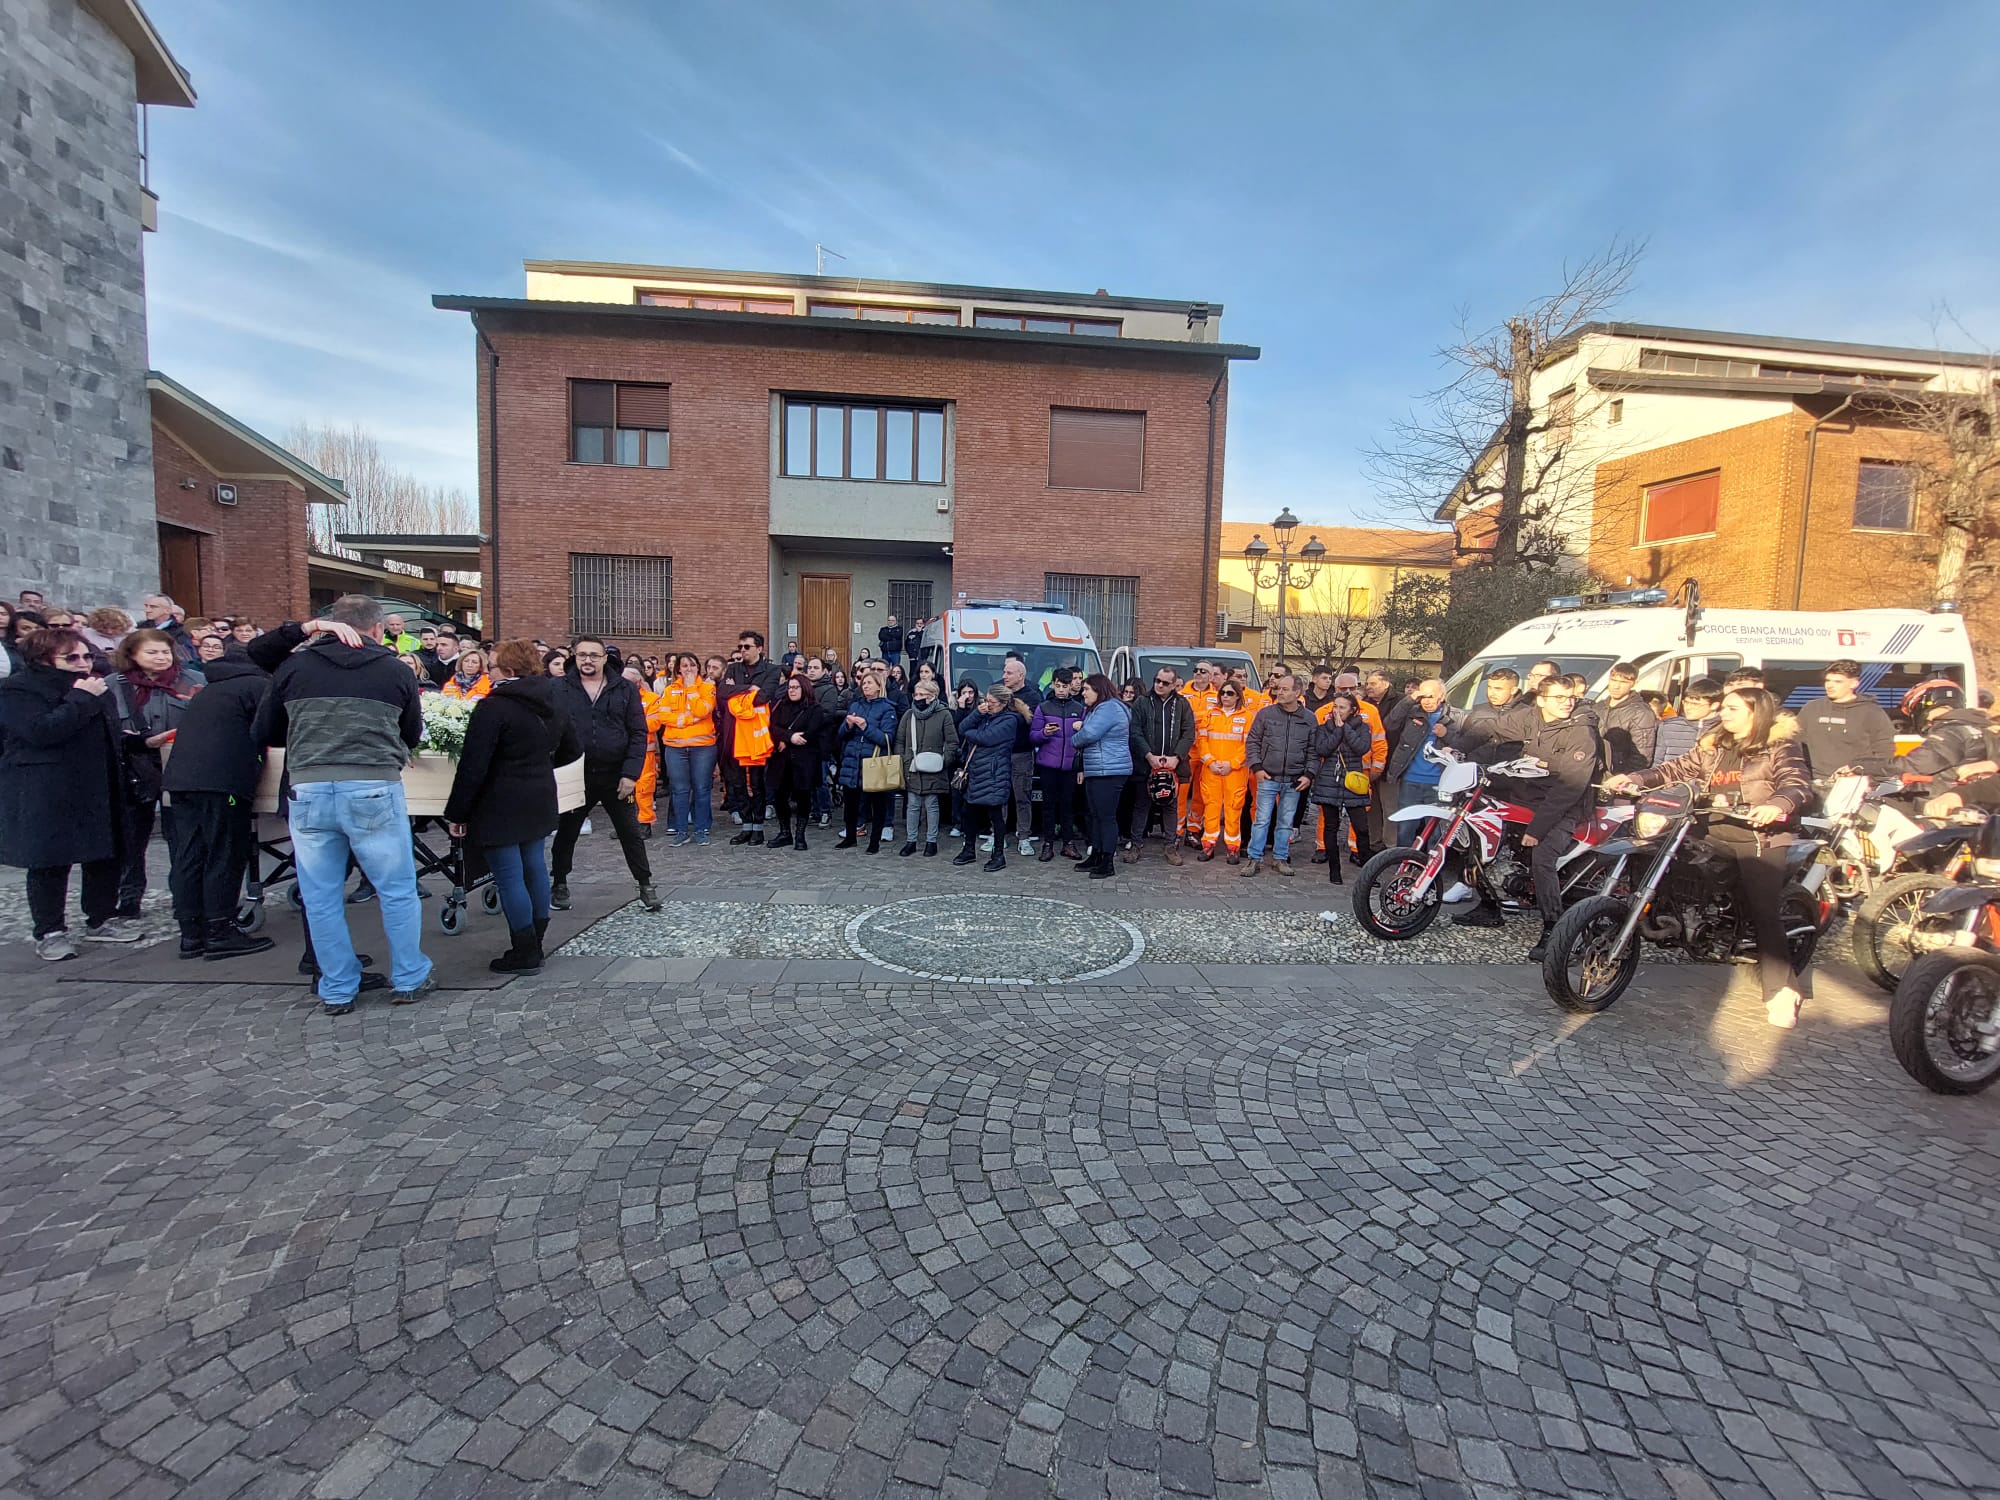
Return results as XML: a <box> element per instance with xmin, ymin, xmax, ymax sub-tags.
<box><xmin>1241</xmin><ymin>508</ymin><xmax>1325</xmax><ymax>667</ymax></box>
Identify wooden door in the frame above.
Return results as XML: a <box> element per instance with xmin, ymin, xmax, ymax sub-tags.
<box><xmin>158</xmin><ymin>525</ymin><xmax>204</xmax><ymax>614</ymax></box>
<box><xmin>798</xmin><ymin>574</ymin><xmax>851</xmax><ymax>663</ymax></box>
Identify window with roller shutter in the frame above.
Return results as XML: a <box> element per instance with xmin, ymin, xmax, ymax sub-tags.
<box><xmin>1639</xmin><ymin>471</ymin><xmax>1719</xmax><ymax>543</ymax></box>
<box><xmin>1048</xmin><ymin>408</ymin><xmax>1144</xmax><ymax>492</ymax></box>
<box><xmin>570</xmin><ymin>379</ymin><xmax>670</xmax><ymax>467</ymax></box>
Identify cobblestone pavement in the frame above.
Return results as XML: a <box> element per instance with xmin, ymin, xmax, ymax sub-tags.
<box><xmin>0</xmin><ymin>832</ymin><xmax>1995</xmax><ymax>1498</ymax></box>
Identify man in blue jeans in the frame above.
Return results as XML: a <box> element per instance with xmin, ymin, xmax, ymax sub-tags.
<box><xmin>254</xmin><ymin>594</ymin><xmax>433</xmax><ymax>1016</ymax></box>
<box><xmin>1240</xmin><ymin>671</ymin><xmax>1316</xmax><ymax>877</ymax></box>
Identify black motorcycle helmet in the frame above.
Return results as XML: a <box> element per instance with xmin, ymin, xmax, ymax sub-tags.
<box><xmin>1900</xmin><ymin>678</ymin><xmax>1966</xmax><ymax>729</ymax></box>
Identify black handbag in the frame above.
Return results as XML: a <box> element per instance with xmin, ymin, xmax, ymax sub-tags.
<box><xmin>951</xmin><ymin>748</ymin><xmax>973</xmax><ymax>792</ymax></box>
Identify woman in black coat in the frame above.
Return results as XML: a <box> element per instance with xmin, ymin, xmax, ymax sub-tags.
<box><xmin>767</xmin><ymin>675</ymin><xmax>832</xmax><ymax>851</ymax></box>
<box><xmin>1305</xmin><ymin>694</ymin><xmax>1375</xmax><ymax>885</ymax></box>
<box><xmin>0</xmin><ymin>628</ymin><xmax>139</xmax><ymax>960</ymax></box>
<box><xmin>444</xmin><ymin>641</ymin><xmax>582</xmax><ymax>975</ymax></box>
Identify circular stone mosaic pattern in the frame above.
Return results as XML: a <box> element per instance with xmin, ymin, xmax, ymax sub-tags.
<box><xmin>846</xmin><ymin>893</ymin><xmax>1143</xmax><ymax>983</ymax></box>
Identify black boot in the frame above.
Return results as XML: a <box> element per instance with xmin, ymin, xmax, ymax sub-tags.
<box><xmin>983</xmin><ymin>848</ymin><xmax>1007</xmax><ymax>873</ymax></box>
<box><xmin>953</xmin><ymin>840</ymin><xmax>978</xmax><ymax>865</ymax></box>
<box><xmin>899</xmin><ymin>841</ymin><xmax>918</xmax><ymax>856</ymax></box>
<box><xmin>1089</xmin><ymin>850</ymin><xmax>1115</xmax><ymax>880</ymax></box>
<box><xmin>866</xmin><ymin>827</ymin><xmax>883</xmax><ymax>854</ymax></box>
<box><xmin>793</xmin><ymin>822</ymin><xmax>809</xmax><ymax>851</ymax></box>
<box><xmin>1452</xmin><ymin>901</ymin><xmax>1505</xmax><ymax>929</ymax></box>
<box><xmin>490</xmin><ymin>925</ymin><xmax>544</xmax><ymax>974</ymax></box>
<box><xmin>924</xmin><ymin>842</ymin><xmax>938</xmax><ymax>857</ymax></box>
<box><xmin>730</xmin><ymin>827</ymin><xmax>758</xmax><ymax>845</ymax></box>
<box><xmin>534</xmin><ymin>917</ymin><xmax>549</xmax><ymax>949</ymax></box>
<box><xmin>768</xmin><ymin>817</ymin><xmax>795</xmax><ymax>850</ymax></box>
<box><xmin>1527</xmin><ymin>921</ymin><xmax>1557</xmax><ymax>963</ymax></box>
<box><xmin>202</xmin><ymin>918</ymin><xmax>275</xmax><ymax>962</ymax></box>
<box><xmin>179</xmin><ymin>923</ymin><xmax>205</xmax><ymax>960</ymax></box>
<box><xmin>749</xmin><ymin>829</ymin><xmax>765</xmax><ymax>846</ymax></box>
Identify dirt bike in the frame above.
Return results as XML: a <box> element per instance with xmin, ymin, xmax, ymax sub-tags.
<box><xmin>1888</xmin><ymin>882</ymin><xmax>2000</xmax><ymax>1094</ymax></box>
<box><xmin>1353</xmin><ymin>747</ymin><xmax>1633</xmax><ymax>940</ymax></box>
<box><xmin>1540</xmin><ymin>785</ymin><xmax>1832</xmax><ymax>1013</ymax></box>
<box><xmin>1851</xmin><ymin>808</ymin><xmax>1995</xmax><ymax>992</ymax></box>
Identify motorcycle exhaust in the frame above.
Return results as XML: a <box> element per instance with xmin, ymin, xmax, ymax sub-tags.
<box><xmin>1639</xmin><ymin>911</ymin><xmax>1681</xmax><ymax>942</ymax></box>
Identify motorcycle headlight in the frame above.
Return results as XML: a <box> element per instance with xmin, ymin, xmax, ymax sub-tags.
<box><xmin>1976</xmin><ymin>858</ymin><xmax>2000</xmax><ymax>879</ymax></box>
<box><xmin>1636</xmin><ymin>811</ymin><xmax>1670</xmax><ymax>840</ymax></box>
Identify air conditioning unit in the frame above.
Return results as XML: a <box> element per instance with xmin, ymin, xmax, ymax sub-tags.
<box><xmin>214</xmin><ymin>482</ymin><xmax>238</xmax><ymax>506</ymax></box>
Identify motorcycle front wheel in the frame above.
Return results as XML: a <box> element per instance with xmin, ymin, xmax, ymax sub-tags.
<box><xmin>1889</xmin><ymin>951</ymin><xmax>2000</xmax><ymax>1095</ymax></box>
<box><xmin>1542</xmin><ymin>894</ymin><xmax>1641</xmax><ymax>1013</ymax></box>
<box><xmin>1852</xmin><ymin>873</ymin><xmax>1952</xmax><ymax>994</ymax></box>
<box><xmin>1352</xmin><ymin>846</ymin><xmax>1442</xmax><ymax>940</ymax></box>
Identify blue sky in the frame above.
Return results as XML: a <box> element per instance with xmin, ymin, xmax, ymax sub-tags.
<box><xmin>143</xmin><ymin>0</ymin><xmax>2000</xmax><ymax>527</ymax></box>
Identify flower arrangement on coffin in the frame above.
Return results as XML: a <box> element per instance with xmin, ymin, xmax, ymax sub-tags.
<box><xmin>420</xmin><ymin>695</ymin><xmax>477</xmax><ymax>760</ymax></box>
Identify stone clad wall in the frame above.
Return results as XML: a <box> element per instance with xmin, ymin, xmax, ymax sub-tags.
<box><xmin>0</xmin><ymin>0</ymin><xmax>157</xmax><ymax>609</ymax></box>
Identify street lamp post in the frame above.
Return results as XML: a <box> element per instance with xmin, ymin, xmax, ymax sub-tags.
<box><xmin>1242</xmin><ymin>509</ymin><xmax>1325</xmax><ymax>669</ymax></box>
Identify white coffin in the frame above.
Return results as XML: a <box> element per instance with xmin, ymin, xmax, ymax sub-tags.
<box><xmin>251</xmin><ymin>751</ymin><xmax>587</xmax><ymax>819</ymax></box>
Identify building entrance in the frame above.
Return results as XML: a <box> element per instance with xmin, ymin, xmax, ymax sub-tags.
<box><xmin>158</xmin><ymin>524</ymin><xmax>204</xmax><ymax>613</ymax></box>
<box><xmin>799</xmin><ymin>574</ymin><xmax>851</xmax><ymax>662</ymax></box>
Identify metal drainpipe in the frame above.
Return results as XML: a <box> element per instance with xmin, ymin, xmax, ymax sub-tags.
<box><xmin>1200</xmin><ymin>364</ymin><xmax>1224</xmax><ymax>644</ymax></box>
<box><xmin>1791</xmin><ymin>392</ymin><xmax>1854</xmax><ymax>609</ymax></box>
<box><xmin>477</xmin><ymin>321</ymin><xmax>501</xmax><ymax>637</ymax></box>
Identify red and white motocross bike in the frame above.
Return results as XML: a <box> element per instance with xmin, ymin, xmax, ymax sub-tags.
<box><xmin>1352</xmin><ymin>746</ymin><xmax>1634</xmax><ymax>941</ymax></box>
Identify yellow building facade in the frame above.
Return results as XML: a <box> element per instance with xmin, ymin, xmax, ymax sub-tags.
<box><xmin>1215</xmin><ymin>523</ymin><xmax>1452</xmax><ymax>672</ymax></box>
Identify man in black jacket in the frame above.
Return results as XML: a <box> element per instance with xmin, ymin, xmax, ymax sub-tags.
<box><xmin>1450</xmin><ymin>668</ymin><xmax>1537</xmax><ymax>760</ymax></box>
<box><xmin>1792</xmin><ymin>659</ymin><xmax>1897</xmax><ymax>781</ymax></box>
<box><xmin>877</xmin><ymin>614</ymin><xmax>904</xmax><ymax>668</ymax></box>
<box><xmin>162</xmin><ymin>650</ymin><xmax>279</xmax><ymax>963</ymax></box>
<box><xmin>718</xmin><ymin>629</ymin><xmax>786</xmax><ymax>843</ymax></box>
<box><xmin>1596</xmin><ymin>662</ymin><xmax>1658</xmax><ymax>775</ymax></box>
<box><xmin>804</xmin><ymin>655</ymin><xmax>844</xmax><ymax>826</ymax></box>
<box><xmin>1242</xmin><ymin>673</ymin><xmax>1316</xmax><ymax>876</ymax></box>
<box><xmin>1128</xmin><ymin>667</ymin><xmax>1197</xmax><ymax>865</ymax></box>
<box><xmin>253</xmin><ymin>595</ymin><xmax>433</xmax><ymax>1014</ymax></box>
<box><xmin>549</xmin><ymin>635</ymin><xmax>659</xmax><ymax>910</ymax></box>
<box><xmin>1512</xmin><ymin>677</ymin><xmax>1603</xmax><ymax>960</ymax></box>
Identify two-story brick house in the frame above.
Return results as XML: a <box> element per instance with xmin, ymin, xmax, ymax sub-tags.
<box><xmin>433</xmin><ymin>263</ymin><xmax>1256</xmax><ymax>661</ymax></box>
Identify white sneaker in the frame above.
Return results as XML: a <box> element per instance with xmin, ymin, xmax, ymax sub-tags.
<box><xmin>978</xmin><ymin>835</ymin><xmax>995</xmax><ymax>852</ymax></box>
<box><xmin>35</xmin><ymin>932</ymin><xmax>77</xmax><ymax>962</ymax></box>
<box><xmin>83</xmin><ymin>918</ymin><xmax>142</xmax><ymax>943</ymax></box>
<box><xmin>1018</xmin><ymin>837</ymin><xmax>1037</xmax><ymax>855</ymax></box>
<box><xmin>881</xmin><ymin>827</ymin><xmax>893</xmax><ymax>841</ymax></box>
<box><xmin>580</xmin><ymin>818</ymin><xmax>594</xmax><ymax>835</ymax></box>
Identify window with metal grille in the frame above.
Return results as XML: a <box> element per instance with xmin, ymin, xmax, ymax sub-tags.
<box><xmin>571</xmin><ymin>380</ymin><xmax>670</xmax><ymax>467</ymax></box>
<box><xmin>1046</xmin><ymin>573</ymin><xmax>1138</xmax><ymax>654</ymax></box>
<box><xmin>1048</xmin><ymin>408</ymin><xmax>1144</xmax><ymax>491</ymax></box>
<box><xmin>888</xmin><ymin>580</ymin><xmax>933</xmax><ymax>624</ymax></box>
<box><xmin>570</xmin><ymin>553</ymin><xmax>672</xmax><ymax>638</ymax></box>
<box><xmin>1853</xmin><ymin>460</ymin><xmax>1916</xmax><ymax>531</ymax></box>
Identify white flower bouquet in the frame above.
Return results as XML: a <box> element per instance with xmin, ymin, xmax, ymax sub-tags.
<box><xmin>420</xmin><ymin>695</ymin><xmax>477</xmax><ymax>759</ymax></box>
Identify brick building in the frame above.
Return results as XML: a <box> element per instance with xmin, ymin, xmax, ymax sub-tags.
<box><xmin>1439</xmin><ymin>323</ymin><xmax>1996</xmax><ymax>674</ymax></box>
<box><xmin>147</xmin><ymin>372</ymin><xmax>348</xmax><ymax>622</ymax></box>
<box><xmin>433</xmin><ymin>263</ymin><xmax>1256</xmax><ymax>659</ymax></box>
<box><xmin>1</xmin><ymin>0</ymin><xmax>193</xmax><ymax>606</ymax></box>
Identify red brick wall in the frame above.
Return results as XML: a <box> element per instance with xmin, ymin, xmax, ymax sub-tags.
<box><xmin>1587</xmin><ymin>408</ymin><xmax>1998</xmax><ymax>682</ymax></box>
<box><xmin>152</xmin><ymin>426</ymin><xmax>312</xmax><ymax>624</ymax></box>
<box><xmin>469</xmin><ymin>314</ymin><xmax>1233</xmax><ymax>653</ymax></box>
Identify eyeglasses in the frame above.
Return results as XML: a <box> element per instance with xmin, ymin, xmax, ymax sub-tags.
<box><xmin>1154</xmin><ymin>677</ymin><xmax>1173</xmax><ymax>686</ymax></box>
<box><xmin>54</xmin><ymin>651</ymin><xmax>89</xmax><ymax>664</ymax></box>
<box><xmin>573</xmin><ymin>651</ymin><xmax>606</xmax><ymax>661</ymax></box>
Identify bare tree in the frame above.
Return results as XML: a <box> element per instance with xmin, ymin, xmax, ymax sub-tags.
<box><xmin>283</xmin><ymin>423</ymin><xmax>475</xmax><ymax>557</ymax></box>
<box><xmin>1871</xmin><ymin>348</ymin><xmax>2000</xmax><ymax>610</ymax></box>
<box><xmin>1283</xmin><ymin>573</ymin><xmax>1386</xmax><ymax>668</ymax></box>
<box><xmin>1367</xmin><ymin>240</ymin><xmax>1644</xmax><ymax>568</ymax></box>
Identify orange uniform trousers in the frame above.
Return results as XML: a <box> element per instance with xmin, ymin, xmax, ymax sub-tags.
<box><xmin>1198</xmin><ymin>766</ymin><xmax>1251</xmax><ymax>854</ymax></box>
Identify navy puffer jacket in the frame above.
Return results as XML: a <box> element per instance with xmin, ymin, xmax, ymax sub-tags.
<box><xmin>836</xmin><ymin>695</ymin><xmax>900</xmax><ymax>788</ymax></box>
<box><xmin>957</xmin><ymin>709</ymin><xmax>1020</xmax><ymax>806</ymax></box>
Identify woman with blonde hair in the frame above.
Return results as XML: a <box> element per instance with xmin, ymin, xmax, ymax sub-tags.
<box><xmin>442</xmin><ymin>646</ymin><xmax>491</xmax><ymax>700</ymax></box>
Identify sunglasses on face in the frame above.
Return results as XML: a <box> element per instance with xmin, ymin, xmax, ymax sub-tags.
<box><xmin>54</xmin><ymin>651</ymin><xmax>89</xmax><ymax>664</ymax></box>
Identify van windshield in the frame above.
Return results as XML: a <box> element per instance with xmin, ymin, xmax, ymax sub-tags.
<box><xmin>1138</xmin><ymin>653</ymin><xmax>1261</xmax><ymax>691</ymax></box>
<box><xmin>1443</xmin><ymin>654</ymin><xmax>1619</xmax><ymax>709</ymax></box>
<box><xmin>950</xmin><ymin>643</ymin><xmax>1102</xmax><ymax>694</ymax></box>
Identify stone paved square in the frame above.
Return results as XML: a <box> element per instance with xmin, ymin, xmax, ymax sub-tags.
<box><xmin>1</xmin><ymin>826</ymin><xmax>1997</xmax><ymax>1498</ymax></box>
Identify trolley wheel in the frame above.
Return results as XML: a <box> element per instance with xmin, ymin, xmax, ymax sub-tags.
<box><xmin>287</xmin><ymin>883</ymin><xmax>305</xmax><ymax>912</ymax></box>
<box><xmin>482</xmin><ymin>886</ymin><xmax>501</xmax><ymax>915</ymax></box>
<box><xmin>235</xmin><ymin>901</ymin><xmax>266</xmax><ymax>935</ymax></box>
<box><xmin>440</xmin><ymin>902</ymin><xmax>465</xmax><ymax>935</ymax></box>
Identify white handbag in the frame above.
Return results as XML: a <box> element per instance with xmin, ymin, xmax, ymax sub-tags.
<box><xmin>912</xmin><ymin>751</ymin><xmax>945</xmax><ymax>774</ymax></box>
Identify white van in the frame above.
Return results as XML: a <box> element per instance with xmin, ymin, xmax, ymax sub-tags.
<box><xmin>921</xmin><ymin>600</ymin><xmax>1102</xmax><ymax>693</ymax></box>
<box><xmin>1108</xmin><ymin>646</ymin><xmax>1262</xmax><ymax>692</ymax></box>
<box><xmin>1444</xmin><ymin>588</ymin><xmax>1978</xmax><ymax>731</ymax></box>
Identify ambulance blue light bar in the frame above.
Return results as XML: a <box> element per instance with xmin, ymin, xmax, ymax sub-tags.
<box><xmin>1546</xmin><ymin>587</ymin><xmax>1671</xmax><ymax>612</ymax></box>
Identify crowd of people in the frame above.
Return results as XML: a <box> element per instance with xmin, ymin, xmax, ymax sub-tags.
<box><xmin>3</xmin><ymin>583</ymin><xmax>1993</xmax><ymax>1027</ymax></box>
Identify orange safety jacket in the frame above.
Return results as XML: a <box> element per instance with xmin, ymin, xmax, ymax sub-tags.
<box><xmin>727</xmin><ymin>691</ymin><xmax>774</xmax><ymax>764</ymax></box>
<box><xmin>1316</xmin><ymin>698</ymin><xmax>1387</xmax><ymax>774</ymax></box>
<box><xmin>656</xmin><ymin>679</ymin><xmax>718</xmax><ymax>748</ymax></box>
<box><xmin>1195</xmin><ymin>705</ymin><xmax>1253</xmax><ymax>774</ymax></box>
<box><xmin>441</xmin><ymin>673</ymin><xmax>490</xmax><ymax>701</ymax></box>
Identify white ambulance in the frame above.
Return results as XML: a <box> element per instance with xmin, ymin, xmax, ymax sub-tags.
<box><xmin>1443</xmin><ymin>587</ymin><xmax>1978</xmax><ymax>732</ymax></box>
<box><xmin>919</xmin><ymin>600</ymin><xmax>1103</xmax><ymax>694</ymax></box>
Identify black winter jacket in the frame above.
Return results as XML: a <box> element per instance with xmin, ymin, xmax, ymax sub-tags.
<box><xmin>1306</xmin><ymin>715</ymin><xmax>1374</xmax><ymax>809</ymax></box>
<box><xmin>253</xmin><ymin>636</ymin><xmax>423</xmax><ymax>784</ymax></box>
<box><xmin>443</xmin><ymin>678</ymin><xmax>582</xmax><ymax>847</ymax></box>
<box><xmin>957</xmin><ymin>710</ymin><xmax>1020</xmax><ymax>805</ymax></box>
<box><xmin>1131</xmin><ymin>691</ymin><xmax>1198</xmax><ymax>780</ymax></box>
<box><xmin>0</xmin><ymin>664</ymin><xmax>126</xmax><ymax>868</ymax></box>
<box><xmin>162</xmin><ymin>654</ymin><xmax>270</xmax><ymax>800</ymax></box>
<box><xmin>1516</xmin><ymin>714</ymin><xmax>1602</xmax><ymax>840</ymax></box>
<box><xmin>1904</xmin><ymin>708</ymin><xmax>1995</xmax><ymax>780</ymax></box>
<box><xmin>556</xmin><ymin>671</ymin><xmax>648</xmax><ymax>780</ymax></box>
<box><xmin>1597</xmin><ymin>693</ymin><xmax>1659</xmax><ymax>775</ymax></box>
<box><xmin>1792</xmin><ymin>695</ymin><xmax>1898</xmax><ymax>779</ymax></box>
<box><xmin>1450</xmin><ymin>696</ymin><xmax>1537</xmax><ymax>759</ymax></box>
<box><xmin>1246</xmin><ymin>702</ymin><xmax>1317</xmax><ymax>781</ymax></box>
